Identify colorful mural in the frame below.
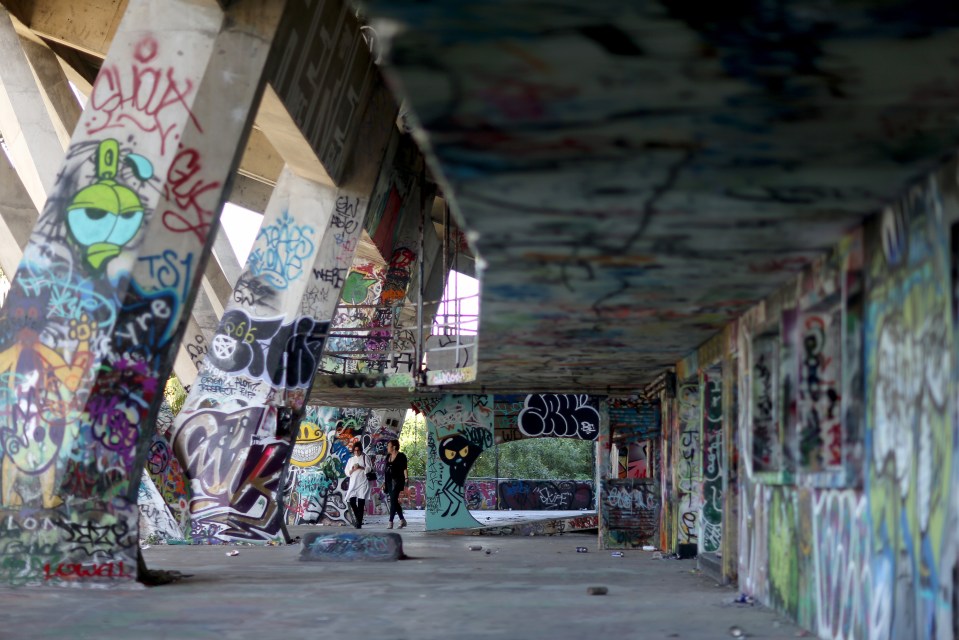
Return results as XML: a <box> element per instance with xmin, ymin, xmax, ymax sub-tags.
<box><xmin>421</xmin><ymin>394</ymin><xmax>494</xmax><ymax>530</ymax></box>
<box><xmin>732</xmin><ymin>162</ymin><xmax>959</xmax><ymax>638</ymax></box>
<box><xmin>172</xmin><ymin>169</ymin><xmax>366</xmax><ymax>544</ymax></box>
<box><xmin>283</xmin><ymin>406</ymin><xmax>403</xmax><ymax>526</ymax></box>
<box><xmin>0</xmin><ymin>6</ymin><xmax>279</xmax><ymax>585</ymax></box>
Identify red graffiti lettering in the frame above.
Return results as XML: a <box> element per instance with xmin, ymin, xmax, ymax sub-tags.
<box><xmin>86</xmin><ymin>37</ymin><xmax>200</xmax><ymax>154</ymax></box>
<box><xmin>161</xmin><ymin>148</ymin><xmax>221</xmax><ymax>242</ymax></box>
<box><xmin>43</xmin><ymin>560</ymin><xmax>127</xmax><ymax>581</ymax></box>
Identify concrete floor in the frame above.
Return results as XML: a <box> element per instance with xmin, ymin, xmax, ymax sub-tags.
<box><xmin>0</xmin><ymin>511</ymin><xmax>811</xmax><ymax>640</ymax></box>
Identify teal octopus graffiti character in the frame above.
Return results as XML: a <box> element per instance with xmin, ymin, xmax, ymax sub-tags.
<box><xmin>66</xmin><ymin>139</ymin><xmax>153</xmax><ymax>271</ymax></box>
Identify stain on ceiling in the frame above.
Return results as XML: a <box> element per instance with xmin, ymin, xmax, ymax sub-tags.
<box><xmin>356</xmin><ymin>0</ymin><xmax>959</xmax><ymax>393</ymax></box>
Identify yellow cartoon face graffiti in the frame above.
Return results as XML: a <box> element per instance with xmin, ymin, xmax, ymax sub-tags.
<box><xmin>290</xmin><ymin>422</ymin><xmax>328</xmax><ymax>468</ymax></box>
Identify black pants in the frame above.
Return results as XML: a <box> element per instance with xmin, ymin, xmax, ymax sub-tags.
<box><xmin>387</xmin><ymin>484</ymin><xmax>405</xmax><ymax>522</ymax></box>
<box><xmin>349</xmin><ymin>497</ymin><xmax>366</xmax><ymax>528</ymax></box>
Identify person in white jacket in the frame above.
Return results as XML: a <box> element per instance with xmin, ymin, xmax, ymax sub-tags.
<box><xmin>344</xmin><ymin>442</ymin><xmax>372</xmax><ymax>528</ymax></box>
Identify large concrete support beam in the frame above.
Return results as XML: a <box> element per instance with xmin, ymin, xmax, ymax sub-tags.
<box><xmin>171</xmin><ymin>1</ymin><xmax>400</xmax><ymax>541</ymax></box>
<box><xmin>9</xmin><ymin>0</ymin><xmax>128</xmax><ymax>58</ymax></box>
<box><xmin>364</xmin><ymin>132</ymin><xmax>434</xmax><ymax>373</ymax></box>
<box><xmin>0</xmin><ymin>150</ymin><xmax>36</xmax><ymax>277</ymax></box>
<box><xmin>172</xmin><ymin>168</ymin><xmax>369</xmax><ymax>543</ymax></box>
<box><xmin>0</xmin><ymin>6</ymin><xmax>235</xmax><ymax>388</ymax></box>
<box><xmin>419</xmin><ymin>394</ymin><xmax>494</xmax><ymax>531</ymax></box>
<box><xmin>0</xmin><ymin>7</ymin><xmax>65</xmax><ymax>210</ymax></box>
<box><xmin>0</xmin><ymin>0</ymin><xmax>286</xmax><ymax>587</ymax></box>
<box><xmin>18</xmin><ymin>37</ymin><xmax>80</xmax><ymax>150</ymax></box>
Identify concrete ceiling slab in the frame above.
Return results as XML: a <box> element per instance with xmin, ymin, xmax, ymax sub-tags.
<box><xmin>358</xmin><ymin>0</ymin><xmax>959</xmax><ymax>393</ymax></box>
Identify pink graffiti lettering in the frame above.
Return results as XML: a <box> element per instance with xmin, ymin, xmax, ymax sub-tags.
<box><xmin>161</xmin><ymin>148</ymin><xmax>221</xmax><ymax>242</ymax></box>
<box><xmin>86</xmin><ymin>37</ymin><xmax>200</xmax><ymax>154</ymax></box>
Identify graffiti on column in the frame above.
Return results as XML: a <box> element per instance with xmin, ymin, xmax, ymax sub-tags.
<box><xmin>365</xmin><ymin>245</ymin><xmax>416</xmax><ymax>370</ymax></box>
<box><xmin>700</xmin><ymin>371</ymin><xmax>723</xmax><ymax>555</ymax></box>
<box><xmin>797</xmin><ymin>309</ymin><xmax>842</xmax><ymax>471</ymax></box>
<box><xmin>173</xmin><ymin>173</ymin><xmax>368</xmax><ymax>543</ymax></box>
<box><xmin>517</xmin><ymin>394</ymin><xmax>600</xmax><ymax>440</ymax></box>
<box><xmin>143</xmin><ymin>398</ymin><xmax>191</xmax><ymax>535</ymax></box>
<box><xmin>322</xmin><ymin>262</ymin><xmax>384</xmax><ymax>375</ymax></box>
<box><xmin>675</xmin><ymin>382</ymin><xmax>701</xmax><ymax>545</ymax></box>
<box><xmin>247</xmin><ymin>211</ymin><xmax>316</xmax><ymax>290</ymax></box>
<box><xmin>0</xmin><ymin>29</ymin><xmax>214</xmax><ymax>586</ymax></box>
<box><xmin>419</xmin><ymin>394</ymin><xmax>494</xmax><ymax>530</ymax></box>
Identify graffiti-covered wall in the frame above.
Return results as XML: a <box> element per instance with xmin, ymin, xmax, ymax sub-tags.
<box><xmin>0</xmin><ymin>2</ymin><xmax>281</xmax><ymax>585</ymax></box>
<box><xmin>675</xmin><ymin>381</ymin><xmax>702</xmax><ymax>550</ymax></box>
<box><xmin>284</xmin><ymin>406</ymin><xmax>404</xmax><ymax>525</ymax></box>
<box><xmin>727</xmin><ymin>159</ymin><xmax>959</xmax><ymax>638</ymax></box>
<box><xmin>603</xmin><ymin>397</ymin><xmax>661</xmax><ymax>548</ymax></box>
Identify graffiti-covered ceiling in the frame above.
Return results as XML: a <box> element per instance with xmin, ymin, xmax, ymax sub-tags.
<box><xmin>355</xmin><ymin>0</ymin><xmax>959</xmax><ymax>394</ymax></box>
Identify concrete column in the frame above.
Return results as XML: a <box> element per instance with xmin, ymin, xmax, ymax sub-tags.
<box><xmin>0</xmin><ymin>0</ymin><xmax>286</xmax><ymax>587</ymax></box>
<box><xmin>595</xmin><ymin>399</ymin><xmax>611</xmax><ymax>549</ymax></box>
<box><xmin>171</xmin><ymin>167</ymin><xmax>368</xmax><ymax>543</ymax></box>
<box><xmin>0</xmin><ymin>7</ymin><xmax>64</xmax><ymax>211</ymax></box>
<box><xmin>168</xmin><ymin>0</ymin><xmax>400</xmax><ymax>544</ymax></box>
<box><xmin>365</xmin><ymin>134</ymin><xmax>434</xmax><ymax>373</ymax></box>
<box><xmin>0</xmin><ymin>150</ymin><xmax>37</xmax><ymax>278</ymax></box>
<box><xmin>421</xmin><ymin>394</ymin><xmax>494</xmax><ymax>531</ymax></box>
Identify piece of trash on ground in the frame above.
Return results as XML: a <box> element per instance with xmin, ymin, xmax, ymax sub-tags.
<box><xmin>611</xmin><ymin>551</ymin><xmax>624</xmax><ymax>557</ymax></box>
<box><xmin>468</xmin><ymin>545</ymin><xmax>482</xmax><ymax>551</ymax></box>
<box><xmin>576</xmin><ymin>546</ymin><xmax>588</xmax><ymax>553</ymax></box>
<box><xmin>587</xmin><ymin>586</ymin><xmax>608</xmax><ymax>596</ymax></box>
<box><xmin>729</xmin><ymin>625</ymin><xmax>744</xmax><ymax>637</ymax></box>
<box><xmin>642</xmin><ymin>545</ymin><xmax>656</xmax><ymax>551</ymax></box>
<box><xmin>226</xmin><ymin>550</ymin><xmax>239</xmax><ymax>557</ymax></box>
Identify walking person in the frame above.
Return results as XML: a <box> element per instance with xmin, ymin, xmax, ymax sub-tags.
<box><xmin>344</xmin><ymin>442</ymin><xmax>372</xmax><ymax>528</ymax></box>
<box><xmin>384</xmin><ymin>439</ymin><xmax>408</xmax><ymax>529</ymax></box>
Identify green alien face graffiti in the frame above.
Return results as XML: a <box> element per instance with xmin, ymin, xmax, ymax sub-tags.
<box><xmin>66</xmin><ymin>139</ymin><xmax>152</xmax><ymax>271</ymax></box>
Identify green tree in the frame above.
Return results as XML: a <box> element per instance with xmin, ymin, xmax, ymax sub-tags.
<box><xmin>398</xmin><ymin>411</ymin><xmax>594</xmax><ymax>480</ymax></box>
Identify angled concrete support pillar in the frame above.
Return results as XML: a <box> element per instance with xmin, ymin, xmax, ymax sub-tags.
<box><xmin>365</xmin><ymin>133</ymin><xmax>434</xmax><ymax>373</ymax></box>
<box><xmin>0</xmin><ymin>7</ymin><xmax>64</xmax><ymax>212</ymax></box>
<box><xmin>0</xmin><ymin>150</ymin><xmax>37</xmax><ymax>278</ymax></box>
<box><xmin>171</xmin><ymin>168</ymin><xmax>368</xmax><ymax>543</ymax></box>
<box><xmin>170</xmin><ymin>0</ymin><xmax>399</xmax><ymax>545</ymax></box>
<box><xmin>0</xmin><ymin>0</ymin><xmax>286</xmax><ymax>587</ymax></box>
<box><xmin>596</xmin><ymin>399</ymin><xmax>612</xmax><ymax>549</ymax></box>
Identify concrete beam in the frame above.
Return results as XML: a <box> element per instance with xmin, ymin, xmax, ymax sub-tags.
<box><xmin>237</xmin><ymin>125</ymin><xmax>284</xmax><ymax>187</ymax></box>
<box><xmin>12</xmin><ymin>0</ymin><xmax>128</xmax><ymax>58</ymax></box>
<box><xmin>0</xmin><ymin>7</ymin><xmax>65</xmax><ymax>209</ymax></box>
<box><xmin>227</xmin><ymin>172</ymin><xmax>271</xmax><ymax>215</ymax></box>
<box><xmin>256</xmin><ymin>85</ymin><xmax>334</xmax><ymax>187</ymax></box>
<box><xmin>19</xmin><ymin>36</ymin><xmax>79</xmax><ymax>148</ymax></box>
<box><xmin>0</xmin><ymin>151</ymin><xmax>35</xmax><ymax>277</ymax></box>
<box><xmin>267</xmin><ymin>0</ymin><xmax>383</xmax><ymax>187</ymax></box>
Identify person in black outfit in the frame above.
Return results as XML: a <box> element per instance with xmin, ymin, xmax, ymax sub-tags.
<box><xmin>384</xmin><ymin>439</ymin><xmax>408</xmax><ymax>529</ymax></box>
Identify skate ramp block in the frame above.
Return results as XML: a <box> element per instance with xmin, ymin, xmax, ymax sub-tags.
<box><xmin>299</xmin><ymin>532</ymin><xmax>404</xmax><ymax>562</ymax></box>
